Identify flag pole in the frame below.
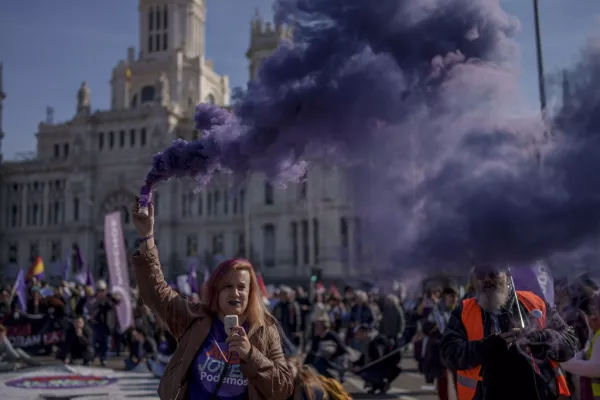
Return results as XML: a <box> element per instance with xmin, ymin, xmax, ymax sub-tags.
<box><xmin>508</xmin><ymin>266</ymin><xmax>525</xmax><ymax>328</ymax></box>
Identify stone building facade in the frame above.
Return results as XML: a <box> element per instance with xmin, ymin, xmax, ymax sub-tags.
<box><xmin>0</xmin><ymin>3</ymin><xmax>362</xmax><ymax>285</ymax></box>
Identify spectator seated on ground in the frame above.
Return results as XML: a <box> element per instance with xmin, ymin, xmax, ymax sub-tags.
<box><xmin>57</xmin><ymin>316</ymin><xmax>94</xmax><ymax>366</ymax></box>
<box><xmin>352</xmin><ymin>324</ymin><xmax>401</xmax><ymax>395</ymax></box>
<box><xmin>0</xmin><ymin>324</ymin><xmax>40</xmax><ymax>371</ymax></box>
<box><xmin>125</xmin><ymin>328</ymin><xmax>157</xmax><ymax>371</ymax></box>
<box><xmin>305</xmin><ymin>311</ymin><xmax>354</xmax><ymax>383</ymax></box>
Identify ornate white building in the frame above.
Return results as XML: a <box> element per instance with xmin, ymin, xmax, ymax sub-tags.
<box><xmin>0</xmin><ymin>2</ymin><xmax>361</xmax><ymax>285</ymax></box>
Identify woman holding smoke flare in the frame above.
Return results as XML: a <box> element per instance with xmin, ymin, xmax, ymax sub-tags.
<box><xmin>130</xmin><ymin>199</ymin><xmax>293</xmax><ymax>400</ymax></box>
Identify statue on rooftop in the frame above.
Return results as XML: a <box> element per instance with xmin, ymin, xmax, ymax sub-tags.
<box><xmin>77</xmin><ymin>81</ymin><xmax>91</xmax><ymax>115</ymax></box>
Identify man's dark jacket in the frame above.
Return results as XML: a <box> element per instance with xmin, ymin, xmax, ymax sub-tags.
<box><xmin>440</xmin><ymin>290</ymin><xmax>578</xmax><ymax>400</ymax></box>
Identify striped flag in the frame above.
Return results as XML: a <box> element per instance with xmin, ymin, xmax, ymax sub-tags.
<box><xmin>26</xmin><ymin>256</ymin><xmax>45</xmax><ymax>280</ymax></box>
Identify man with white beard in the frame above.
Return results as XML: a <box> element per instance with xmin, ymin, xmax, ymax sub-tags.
<box><xmin>440</xmin><ymin>264</ymin><xmax>578</xmax><ymax>400</ymax></box>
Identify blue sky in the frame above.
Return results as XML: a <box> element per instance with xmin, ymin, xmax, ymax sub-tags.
<box><xmin>0</xmin><ymin>0</ymin><xmax>598</xmax><ymax>160</ymax></box>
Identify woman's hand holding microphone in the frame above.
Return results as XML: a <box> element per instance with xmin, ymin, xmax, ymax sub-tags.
<box><xmin>227</xmin><ymin>326</ymin><xmax>252</xmax><ymax>361</ymax></box>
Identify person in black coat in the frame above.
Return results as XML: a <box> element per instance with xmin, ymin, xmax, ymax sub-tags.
<box><xmin>353</xmin><ymin>324</ymin><xmax>401</xmax><ymax>395</ymax></box>
<box><xmin>57</xmin><ymin>316</ymin><xmax>94</xmax><ymax>365</ymax></box>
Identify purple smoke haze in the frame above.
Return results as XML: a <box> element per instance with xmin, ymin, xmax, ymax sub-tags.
<box><xmin>144</xmin><ymin>0</ymin><xmax>600</xmax><ymax>272</ymax></box>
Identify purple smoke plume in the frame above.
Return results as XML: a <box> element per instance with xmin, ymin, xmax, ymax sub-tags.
<box><xmin>143</xmin><ymin>0</ymin><xmax>600</xmax><ymax>272</ymax></box>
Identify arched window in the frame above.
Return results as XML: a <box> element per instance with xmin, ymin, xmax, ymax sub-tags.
<box><xmin>141</xmin><ymin>85</ymin><xmax>155</xmax><ymax>103</ymax></box>
<box><xmin>163</xmin><ymin>5</ymin><xmax>168</xmax><ymax>28</ymax></box>
<box><xmin>109</xmin><ymin>131</ymin><xmax>115</xmax><ymax>149</ymax></box>
<box><xmin>148</xmin><ymin>8</ymin><xmax>154</xmax><ymax>31</ymax></box>
<box><xmin>98</xmin><ymin>132</ymin><xmax>104</xmax><ymax>149</ymax></box>
<box><xmin>205</xmin><ymin>94</ymin><xmax>215</xmax><ymax>104</ymax></box>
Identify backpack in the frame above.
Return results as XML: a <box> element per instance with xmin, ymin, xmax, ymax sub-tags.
<box><xmin>318</xmin><ymin>376</ymin><xmax>352</xmax><ymax>400</ymax></box>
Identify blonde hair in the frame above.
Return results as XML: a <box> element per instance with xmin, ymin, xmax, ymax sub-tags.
<box><xmin>287</xmin><ymin>356</ymin><xmax>329</xmax><ymax>400</ymax></box>
<box><xmin>201</xmin><ymin>258</ymin><xmax>276</xmax><ymax>348</ymax></box>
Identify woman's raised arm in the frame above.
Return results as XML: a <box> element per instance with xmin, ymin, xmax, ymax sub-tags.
<box><xmin>131</xmin><ymin>200</ymin><xmax>194</xmax><ymax>339</ymax></box>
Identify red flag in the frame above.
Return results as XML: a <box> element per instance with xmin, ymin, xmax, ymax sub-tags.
<box><xmin>256</xmin><ymin>272</ymin><xmax>269</xmax><ymax>298</ymax></box>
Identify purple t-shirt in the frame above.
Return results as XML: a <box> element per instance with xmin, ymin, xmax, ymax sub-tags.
<box><xmin>187</xmin><ymin>319</ymin><xmax>249</xmax><ymax>400</ymax></box>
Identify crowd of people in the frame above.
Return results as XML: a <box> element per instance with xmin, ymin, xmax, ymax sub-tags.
<box><xmin>0</xmin><ymin>276</ymin><xmax>177</xmax><ymax>373</ymax></box>
<box><xmin>0</xmin><ymin>197</ymin><xmax>599</xmax><ymax>400</ymax></box>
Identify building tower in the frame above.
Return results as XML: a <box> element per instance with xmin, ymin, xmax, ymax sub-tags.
<box><xmin>111</xmin><ymin>0</ymin><xmax>228</xmax><ymax>110</ymax></box>
<box><xmin>0</xmin><ymin>62</ymin><xmax>5</xmax><ymax>163</ymax></box>
<box><xmin>138</xmin><ymin>0</ymin><xmax>206</xmax><ymax>60</ymax></box>
<box><xmin>246</xmin><ymin>9</ymin><xmax>292</xmax><ymax>81</ymax></box>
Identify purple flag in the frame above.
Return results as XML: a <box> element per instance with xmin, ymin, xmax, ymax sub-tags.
<box><xmin>12</xmin><ymin>269</ymin><xmax>27</xmax><ymax>312</ymax></box>
<box><xmin>104</xmin><ymin>212</ymin><xmax>133</xmax><ymax>332</ymax></box>
<box><xmin>75</xmin><ymin>246</ymin><xmax>85</xmax><ymax>271</ymax></box>
<box><xmin>204</xmin><ymin>265</ymin><xmax>211</xmax><ymax>284</ymax></box>
<box><xmin>63</xmin><ymin>249</ymin><xmax>71</xmax><ymax>281</ymax></box>
<box><xmin>86</xmin><ymin>265</ymin><xmax>95</xmax><ymax>288</ymax></box>
<box><xmin>510</xmin><ymin>262</ymin><xmax>555</xmax><ymax>306</ymax></box>
<box><xmin>188</xmin><ymin>258</ymin><xmax>199</xmax><ymax>294</ymax></box>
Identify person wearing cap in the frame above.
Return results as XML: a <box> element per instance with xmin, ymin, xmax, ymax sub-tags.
<box><xmin>440</xmin><ymin>264</ymin><xmax>578</xmax><ymax>400</ymax></box>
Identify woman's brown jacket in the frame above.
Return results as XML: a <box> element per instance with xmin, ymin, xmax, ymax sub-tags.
<box><xmin>132</xmin><ymin>246</ymin><xmax>294</xmax><ymax>400</ymax></box>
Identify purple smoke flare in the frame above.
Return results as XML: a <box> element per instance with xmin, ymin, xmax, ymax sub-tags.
<box><xmin>140</xmin><ymin>0</ymin><xmax>600</xmax><ymax>274</ymax></box>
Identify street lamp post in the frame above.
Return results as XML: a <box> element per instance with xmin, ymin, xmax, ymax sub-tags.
<box><xmin>533</xmin><ymin>0</ymin><xmax>546</xmax><ymax>114</ymax></box>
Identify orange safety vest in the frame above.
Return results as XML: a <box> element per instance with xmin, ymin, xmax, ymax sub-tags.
<box><xmin>456</xmin><ymin>290</ymin><xmax>570</xmax><ymax>400</ymax></box>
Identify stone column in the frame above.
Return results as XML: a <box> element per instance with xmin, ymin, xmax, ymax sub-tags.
<box><xmin>307</xmin><ymin>172</ymin><xmax>316</xmax><ymax>268</ymax></box>
<box><xmin>278</xmin><ymin>186</ymin><xmax>291</xmax><ymax>273</ymax></box>
<box><xmin>20</xmin><ymin>183</ymin><xmax>27</xmax><ymax>227</ymax></box>
<box><xmin>244</xmin><ymin>175</ymin><xmax>252</xmax><ymax>260</ymax></box>
<box><xmin>41</xmin><ymin>182</ymin><xmax>48</xmax><ymax>227</ymax></box>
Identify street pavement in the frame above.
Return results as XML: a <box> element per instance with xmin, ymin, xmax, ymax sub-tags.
<box><xmin>0</xmin><ymin>353</ymin><xmax>446</xmax><ymax>399</ymax></box>
<box><xmin>0</xmin><ymin>357</ymin><xmax>159</xmax><ymax>400</ymax></box>
<box><xmin>343</xmin><ymin>354</ymin><xmax>441</xmax><ymax>400</ymax></box>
